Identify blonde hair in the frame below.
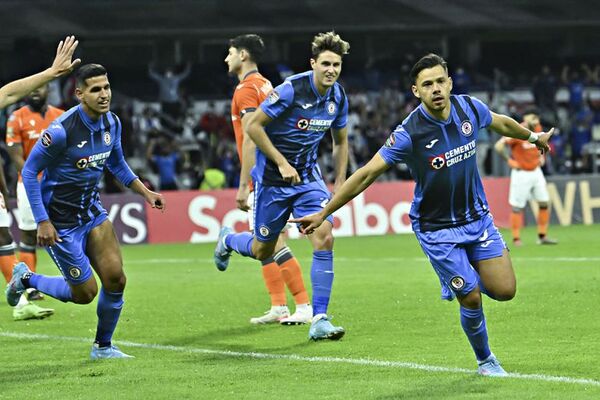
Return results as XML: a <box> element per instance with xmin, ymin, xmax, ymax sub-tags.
<box><xmin>311</xmin><ymin>31</ymin><xmax>350</xmax><ymax>58</ymax></box>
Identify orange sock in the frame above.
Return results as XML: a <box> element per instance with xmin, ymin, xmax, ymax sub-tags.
<box><xmin>538</xmin><ymin>208</ymin><xmax>550</xmax><ymax>237</ymax></box>
<box><xmin>510</xmin><ymin>211</ymin><xmax>522</xmax><ymax>240</ymax></box>
<box><xmin>18</xmin><ymin>243</ymin><xmax>37</xmax><ymax>272</ymax></box>
<box><xmin>274</xmin><ymin>247</ymin><xmax>310</xmax><ymax>305</ymax></box>
<box><xmin>0</xmin><ymin>247</ymin><xmax>18</xmax><ymax>283</ymax></box>
<box><xmin>261</xmin><ymin>258</ymin><xmax>287</xmax><ymax>306</ymax></box>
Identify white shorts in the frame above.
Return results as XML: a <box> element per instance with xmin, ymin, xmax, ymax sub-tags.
<box><xmin>0</xmin><ymin>193</ymin><xmax>10</xmax><ymax>228</ymax></box>
<box><xmin>16</xmin><ymin>181</ymin><xmax>37</xmax><ymax>231</ymax></box>
<box><xmin>508</xmin><ymin>167</ymin><xmax>550</xmax><ymax>209</ymax></box>
<box><xmin>247</xmin><ymin>190</ymin><xmax>291</xmax><ymax>233</ymax></box>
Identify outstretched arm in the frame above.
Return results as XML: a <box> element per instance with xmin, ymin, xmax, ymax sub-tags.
<box><xmin>489</xmin><ymin>112</ymin><xmax>553</xmax><ymax>153</ymax></box>
<box><xmin>290</xmin><ymin>153</ymin><xmax>390</xmax><ymax>234</ymax></box>
<box><xmin>0</xmin><ymin>36</ymin><xmax>80</xmax><ymax>109</ymax></box>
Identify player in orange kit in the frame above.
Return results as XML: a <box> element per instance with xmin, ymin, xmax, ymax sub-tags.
<box><xmin>494</xmin><ymin>109</ymin><xmax>558</xmax><ymax>246</ymax></box>
<box><xmin>7</xmin><ymin>84</ymin><xmax>64</xmax><ymax>275</ymax></box>
<box><xmin>224</xmin><ymin>34</ymin><xmax>312</xmax><ymax>325</ymax></box>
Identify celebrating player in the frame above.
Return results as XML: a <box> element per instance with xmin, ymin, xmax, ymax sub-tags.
<box><xmin>224</xmin><ymin>34</ymin><xmax>312</xmax><ymax>325</ymax></box>
<box><xmin>0</xmin><ymin>35</ymin><xmax>80</xmax><ymax>320</ymax></box>
<box><xmin>6</xmin><ymin>64</ymin><xmax>165</xmax><ymax>359</ymax></box>
<box><xmin>215</xmin><ymin>31</ymin><xmax>350</xmax><ymax>340</ymax></box>
<box><xmin>291</xmin><ymin>54</ymin><xmax>553</xmax><ymax>375</ymax></box>
<box><xmin>494</xmin><ymin>109</ymin><xmax>558</xmax><ymax>246</ymax></box>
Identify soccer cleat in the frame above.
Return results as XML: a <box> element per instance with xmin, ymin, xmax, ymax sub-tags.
<box><xmin>5</xmin><ymin>262</ymin><xmax>31</xmax><ymax>307</ymax></box>
<box><xmin>308</xmin><ymin>314</ymin><xmax>345</xmax><ymax>341</ymax></box>
<box><xmin>13</xmin><ymin>302</ymin><xmax>54</xmax><ymax>321</ymax></box>
<box><xmin>26</xmin><ymin>288</ymin><xmax>45</xmax><ymax>301</ymax></box>
<box><xmin>537</xmin><ymin>237</ymin><xmax>558</xmax><ymax>245</ymax></box>
<box><xmin>250</xmin><ymin>305</ymin><xmax>290</xmax><ymax>324</ymax></box>
<box><xmin>512</xmin><ymin>238</ymin><xmax>523</xmax><ymax>247</ymax></box>
<box><xmin>477</xmin><ymin>354</ymin><xmax>508</xmax><ymax>377</ymax></box>
<box><xmin>280</xmin><ymin>304</ymin><xmax>313</xmax><ymax>325</ymax></box>
<box><xmin>214</xmin><ymin>227</ymin><xmax>234</xmax><ymax>271</ymax></box>
<box><xmin>90</xmin><ymin>344</ymin><xmax>134</xmax><ymax>360</ymax></box>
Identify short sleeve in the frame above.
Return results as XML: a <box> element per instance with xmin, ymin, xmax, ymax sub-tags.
<box><xmin>469</xmin><ymin>96</ymin><xmax>492</xmax><ymax>128</ymax></box>
<box><xmin>260</xmin><ymin>80</ymin><xmax>294</xmax><ymax>120</ymax></box>
<box><xmin>378</xmin><ymin>126</ymin><xmax>413</xmax><ymax>165</ymax></box>
<box><xmin>234</xmin><ymin>86</ymin><xmax>261</xmax><ymax>119</ymax></box>
<box><xmin>331</xmin><ymin>90</ymin><xmax>349</xmax><ymax>130</ymax></box>
<box><xmin>6</xmin><ymin>110</ymin><xmax>22</xmax><ymax>145</ymax></box>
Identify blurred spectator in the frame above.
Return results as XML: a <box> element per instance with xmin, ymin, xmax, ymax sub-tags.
<box><xmin>532</xmin><ymin>65</ymin><xmax>558</xmax><ymax>115</ymax></box>
<box><xmin>570</xmin><ymin>100</ymin><xmax>594</xmax><ymax>173</ymax></box>
<box><xmin>200</xmin><ymin>160</ymin><xmax>226</xmax><ymax>190</ymax></box>
<box><xmin>452</xmin><ymin>66</ymin><xmax>471</xmax><ymax>94</ymax></box>
<box><xmin>562</xmin><ymin>65</ymin><xmax>587</xmax><ymax>112</ymax></box>
<box><xmin>148</xmin><ymin>62</ymin><xmax>191</xmax><ymax>119</ymax></box>
<box><xmin>146</xmin><ymin>133</ymin><xmax>184</xmax><ymax>190</ymax></box>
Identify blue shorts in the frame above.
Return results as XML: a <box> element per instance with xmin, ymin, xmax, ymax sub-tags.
<box><xmin>414</xmin><ymin>213</ymin><xmax>507</xmax><ymax>300</ymax></box>
<box><xmin>253</xmin><ymin>180</ymin><xmax>334</xmax><ymax>242</ymax></box>
<box><xmin>45</xmin><ymin>209</ymin><xmax>109</xmax><ymax>285</ymax></box>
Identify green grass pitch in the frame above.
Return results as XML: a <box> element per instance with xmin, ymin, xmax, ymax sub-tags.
<box><xmin>1</xmin><ymin>224</ymin><xmax>599</xmax><ymax>399</ymax></box>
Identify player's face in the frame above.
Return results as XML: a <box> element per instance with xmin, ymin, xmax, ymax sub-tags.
<box><xmin>523</xmin><ymin>113</ymin><xmax>540</xmax><ymax>130</ymax></box>
<box><xmin>76</xmin><ymin>75</ymin><xmax>111</xmax><ymax>118</ymax></box>
<box><xmin>412</xmin><ymin>65</ymin><xmax>453</xmax><ymax>116</ymax></box>
<box><xmin>225</xmin><ymin>47</ymin><xmax>242</xmax><ymax>75</ymax></box>
<box><xmin>26</xmin><ymin>84</ymin><xmax>49</xmax><ymax>109</ymax></box>
<box><xmin>311</xmin><ymin>50</ymin><xmax>342</xmax><ymax>93</ymax></box>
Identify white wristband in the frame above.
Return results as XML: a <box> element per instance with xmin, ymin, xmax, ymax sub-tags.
<box><xmin>527</xmin><ymin>132</ymin><xmax>539</xmax><ymax>143</ymax></box>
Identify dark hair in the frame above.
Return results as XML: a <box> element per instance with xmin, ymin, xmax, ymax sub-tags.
<box><xmin>410</xmin><ymin>53</ymin><xmax>448</xmax><ymax>83</ymax></box>
<box><xmin>311</xmin><ymin>31</ymin><xmax>350</xmax><ymax>58</ymax></box>
<box><xmin>522</xmin><ymin>107</ymin><xmax>539</xmax><ymax>117</ymax></box>
<box><xmin>229</xmin><ymin>34</ymin><xmax>265</xmax><ymax>64</ymax></box>
<box><xmin>76</xmin><ymin>64</ymin><xmax>107</xmax><ymax>87</ymax></box>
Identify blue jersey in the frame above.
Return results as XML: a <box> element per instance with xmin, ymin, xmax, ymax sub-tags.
<box><xmin>253</xmin><ymin>71</ymin><xmax>348</xmax><ymax>186</ymax></box>
<box><xmin>379</xmin><ymin>95</ymin><xmax>492</xmax><ymax>232</ymax></box>
<box><xmin>22</xmin><ymin>105</ymin><xmax>137</xmax><ymax>229</ymax></box>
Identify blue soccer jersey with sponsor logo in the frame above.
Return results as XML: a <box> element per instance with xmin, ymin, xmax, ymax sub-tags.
<box><xmin>254</xmin><ymin>70</ymin><xmax>348</xmax><ymax>186</ymax></box>
<box><xmin>22</xmin><ymin>105</ymin><xmax>137</xmax><ymax>229</ymax></box>
<box><xmin>378</xmin><ymin>95</ymin><xmax>492</xmax><ymax>232</ymax></box>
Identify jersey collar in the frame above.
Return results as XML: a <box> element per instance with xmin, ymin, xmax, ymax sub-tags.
<box><xmin>77</xmin><ymin>104</ymin><xmax>105</xmax><ymax>131</ymax></box>
<box><xmin>241</xmin><ymin>69</ymin><xmax>259</xmax><ymax>81</ymax></box>
<box><xmin>308</xmin><ymin>71</ymin><xmax>332</xmax><ymax>100</ymax></box>
<box><xmin>418</xmin><ymin>103</ymin><xmax>453</xmax><ymax>125</ymax></box>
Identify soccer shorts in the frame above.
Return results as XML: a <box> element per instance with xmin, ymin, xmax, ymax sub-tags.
<box><xmin>415</xmin><ymin>213</ymin><xmax>507</xmax><ymax>300</ymax></box>
<box><xmin>0</xmin><ymin>193</ymin><xmax>10</xmax><ymax>228</ymax></box>
<box><xmin>45</xmin><ymin>208</ymin><xmax>109</xmax><ymax>285</ymax></box>
<box><xmin>248</xmin><ymin>190</ymin><xmax>292</xmax><ymax>234</ymax></box>
<box><xmin>16</xmin><ymin>180</ymin><xmax>37</xmax><ymax>231</ymax></box>
<box><xmin>509</xmin><ymin>167</ymin><xmax>550</xmax><ymax>209</ymax></box>
<box><xmin>253</xmin><ymin>180</ymin><xmax>334</xmax><ymax>242</ymax></box>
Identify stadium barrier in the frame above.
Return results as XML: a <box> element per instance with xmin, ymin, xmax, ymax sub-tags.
<box><xmin>6</xmin><ymin>175</ymin><xmax>599</xmax><ymax>244</ymax></box>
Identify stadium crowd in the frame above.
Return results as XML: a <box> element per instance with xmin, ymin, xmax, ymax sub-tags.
<box><xmin>1</xmin><ymin>61</ymin><xmax>599</xmax><ymax>194</ymax></box>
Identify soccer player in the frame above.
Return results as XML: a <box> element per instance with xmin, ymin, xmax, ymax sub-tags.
<box><xmin>5</xmin><ymin>64</ymin><xmax>165</xmax><ymax>359</ymax></box>
<box><xmin>291</xmin><ymin>54</ymin><xmax>553</xmax><ymax>375</ymax></box>
<box><xmin>0</xmin><ymin>36</ymin><xmax>80</xmax><ymax>320</ymax></box>
<box><xmin>224</xmin><ymin>34</ymin><xmax>312</xmax><ymax>325</ymax></box>
<box><xmin>494</xmin><ymin>110</ymin><xmax>558</xmax><ymax>246</ymax></box>
<box><xmin>215</xmin><ymin>32</ymin><xmax>350</xmax><ymax>340</ymax></box>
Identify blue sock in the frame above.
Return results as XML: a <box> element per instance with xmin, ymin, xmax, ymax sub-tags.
<box><xmin>460</xmin><ymin>306</ymin><xmax>491</xmax><ymax>362</ymax></box>
<box><xmin>311</xmin><ymin>250</ymin><xmax>334</xmax><ymax>316</ymax></box>
<box><xmin>225</xmin><ymin>232</ymin><xmax>255</xmax><ymax>258</ymax></box>
<box><xmin>95</xmin><ymin>289</ymin><xmax>124</xmax><ymax>348</ymax></box>
<box><xmin>28</xmin><ymin>273</ymin><xmax>73</xmax><ymax>302</ymax></box>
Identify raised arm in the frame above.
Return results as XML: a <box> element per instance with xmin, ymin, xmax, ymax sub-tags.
<box><xmin>0</xmin><ymin>36</ymin><xmax>80</xmax><ymax>109</ymax></box>
<box><xmin>489</xmin><ymin>112</ymin><xmax>553</xmax><ymax>153</ymax></box>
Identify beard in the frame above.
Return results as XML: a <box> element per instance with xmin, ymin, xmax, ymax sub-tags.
<box><xmin>25</xmin><ymin>97</ymin><xmax>46</xmax><ymax>112</ymax></box>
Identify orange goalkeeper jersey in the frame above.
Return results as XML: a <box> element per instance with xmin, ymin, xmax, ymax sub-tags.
<box><xmin>6</xmin><ymin>105</ymin><xmax>64</xmax><ymax>161</ymax></box>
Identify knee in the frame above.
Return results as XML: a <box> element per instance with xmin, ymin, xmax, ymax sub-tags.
<box><xmin>72</xmin><ymin>287</ymin><xmax>98</xmax><ymax>304</ymax></box>
<box><xmin>313</xmin><ymin>232</ymin><xmax>334</xmax><ymax>250</ymax></box>
<box><xmin>493</xmin><ymin>285</ymin><xmax>516</xmax><ymax>301</ymax></box>
<box><xmin>105</xmin><ymin>270</ymin><xmax>126</xmax><ymax>292</ymax></box>
<box><xmin>459</xmin><ymin>288</ymin><xmax>482</xmax><ymax>309</ymax></box>
<box><xmin>254</xmin><ymin>246</ymin><xmax>274</xmax><ymax>261</ymax></box>
<box><xmin>0</xmin><ymin>228</ymin><xmax>14</xmax><ymax>246</ymax></box>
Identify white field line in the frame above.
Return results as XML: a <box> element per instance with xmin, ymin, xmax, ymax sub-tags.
<box><xmin>1</xmin><ymin>331</ymin><xmax>599</xmax><ymax>387</ymax></box>
<box><xmin>125</xmin><ymin>256</ymin><xmax>600</xmax><ymax>265</ymax></box>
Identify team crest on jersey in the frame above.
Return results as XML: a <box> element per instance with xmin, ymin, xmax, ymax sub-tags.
<box><xmin>450</xmin><ymin>276</ymin><xmax>465</xmax><ymax>290</ymax></box>
<box><xmin>326</xmin><ymin>101</ymin><xmax>336</xmax><ymax>115</ymax></box>
<box><xmin>430</xmin><ymin>155</ymin><xmax>446</xmax><ymax>170</ymax></box>
<box><xmin>259</xmin><ymin>225</ymin><xmax>270</xmax><ymax>237</ymax></box>
<box><xmin>41</xmin><ymin>131</ymin><xmax>52</xmax><ymax>147</ymax></box>
<box><xmin>103</xmin><ymin>131</ymin><xmax>112</xmax><ymax>145</ymax></box>
<box><xmin>267</xmin><ymin>90</ymin><xmax>280</xmax><ymax>104</ymax></box>
<box><xmin>384</xmin><ymin>133</ymin><xmax>396</xmax><ymax>148</ymax></box>
<box><xmin>69</xmin><ymin>267</ymin><xmax>82</xmax><ymax>279</ymax></box>
<box><xmin>297</xmin><ymin>118</ymin><xmax>309</xmax><ymax>130</ymax></box>
<box><xmin>460</xmin><ymin>120</ymin><xmax>473</xmax><ymax>136</ymax></box>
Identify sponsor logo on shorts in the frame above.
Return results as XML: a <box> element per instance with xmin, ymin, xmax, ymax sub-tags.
<box><xmin>461</xmin><ymin>120</ymin><xmax>473</xmax><ymax>136</ymax></box>
<box><xmin>450</xmin><ymin>276</ymin><xmax>465</xmax><ymax>290</ymax></box>
<box><xmin>69</xmin><ymin>267</ymin><xmax>82</xmax><ymax>279</ymax></box>
<box><xmin>259</xmin><ymin>225</ymin><xmax>270</xmax><ymax>237</ymax></box>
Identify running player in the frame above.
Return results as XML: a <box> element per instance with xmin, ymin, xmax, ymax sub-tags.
<box><xmin>0</xmin><ymin>36</ymin><xmax>80</xmax><ymax>320</ymax></box>
<box><xmin>225</xmin><ymin>34</ymin><xmax>312</xmax><ymax>325</ymax></box>
<box><xmin>494</xmin><ymin>109</ymin><xmax>558</xmax><ymax>246</ymax></box>
<box><xmin>291</xmin><ymin>54</ymin><xmax>553</xmax><ymax>375</ymax></box>
<box><xmin>6</xmin><ymin>64</ymin><xmax>165</xmax><ymax>359</ymax></box>
<box><xmin>215</xmin><ymin>32</ymin><xmax>350</xmax><ymax>340</ymax></box>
